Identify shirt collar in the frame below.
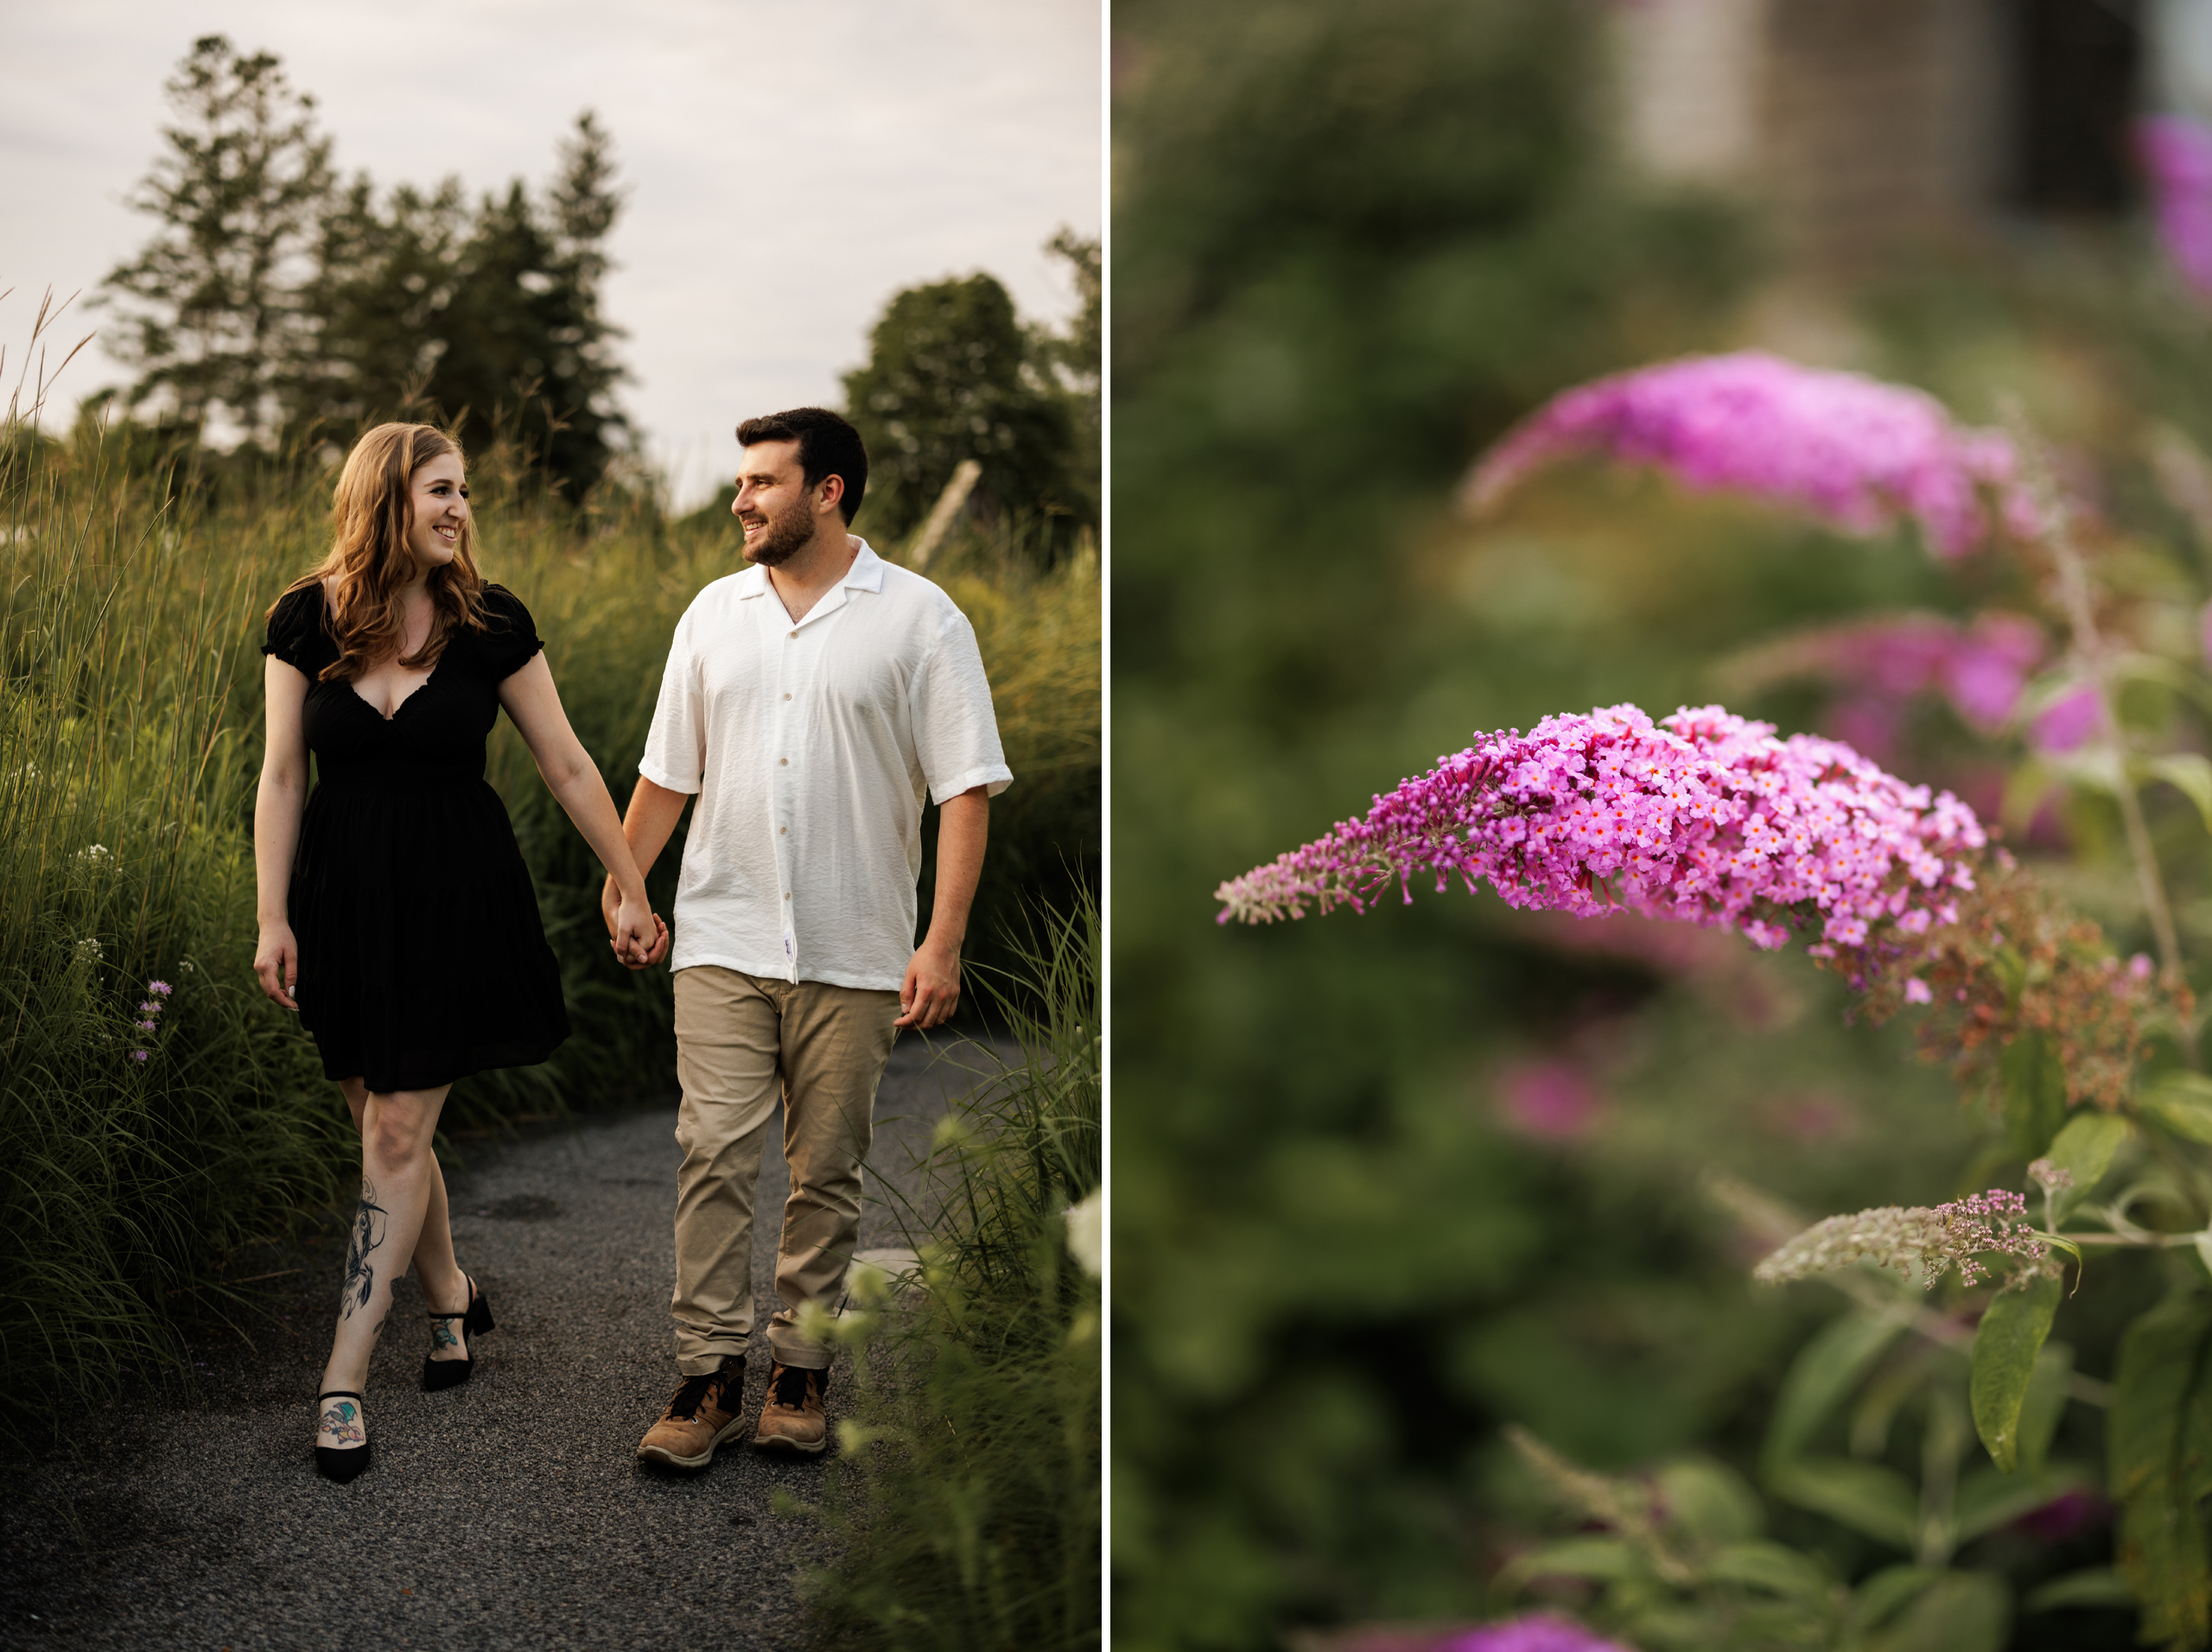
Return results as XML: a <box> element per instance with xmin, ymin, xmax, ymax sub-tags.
<box><xmin>733</xmin><ymin>536</ymin><xmax>886</xmax><ymax>599</ymax></box>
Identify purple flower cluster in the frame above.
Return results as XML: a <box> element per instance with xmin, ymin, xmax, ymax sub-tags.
<box><xmin>1216</xmin><ymin>704</ymin><xmax>1985</xmax><ymax>963</ymax></box>
<box><xmin>1439</xmin><ymin>1616</ymin><xmax>1637</xmax><ymax>1652</ymax></box>
<box><xmin>1745</xmin><ymin>612</ymin><xmax>2044</xmax><ymax>759</ymax></box>
<box><xmin>2139</xmin><ymin>115</ymin><xmax>2212</xmax><ymax>296</ymax></box>
<box><xmin>130</xmin><ymin>978</ymin><xmax>172</xmax><ymax>1064</ymax></box>
<box><xmin>1460</xmin><ymin>352</ymin><xmax>2027</xmax><ymax>556</ymax></box>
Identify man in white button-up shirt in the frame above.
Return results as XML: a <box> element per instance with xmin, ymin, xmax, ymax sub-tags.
<box><xmin>603</xmin><ymin>409</ymin><xmax>1012</xmax><ymax>1466</ymax></box>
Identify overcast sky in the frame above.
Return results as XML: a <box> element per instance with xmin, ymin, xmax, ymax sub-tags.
<box><xmin>1</xmin><ymin>0</ymin><xmax>1101</xmax><ymax>507</ymax></box>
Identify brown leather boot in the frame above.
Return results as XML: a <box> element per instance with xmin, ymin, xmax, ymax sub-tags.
<box><xmin>636</xmin><ymin>1355</ymin><xmax>747</xmax><ymax>1469</ymax></box>
<box><xmin>752</xmin><ymin>1361</ymin><xmax>830</xmax><ymax>1455</ymax></box>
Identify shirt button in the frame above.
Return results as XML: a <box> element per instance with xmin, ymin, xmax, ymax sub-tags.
<box><xmin>782</xmin><ymin>693</ymin><xmax>791</xmax><ymax>701</ymax></box>
<box><xmin>788</xmin><ymin>631</ymin><xmax>797</xmax><ymax>639</ymax></box>
<box><xmin>779</xmin><ymin>757</ymin><xmax>788</xmax><ymax>766</ymax></box>
<box><xmin>779</xmin><ymin>826</ymin><xmax>786</xmax><ymax>834</ymax></box>
<box><xmin>784</xmin><ymin>892</ymin><xmax>791</xmax><ymax>900</ymax></box>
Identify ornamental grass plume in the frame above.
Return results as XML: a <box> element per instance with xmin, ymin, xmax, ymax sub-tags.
<box><xmin>1459</xmin><ymin>352</ymin><xmax>2027</xmax><ymax>556</ymax></box>
<box><xmin>2139</xmin><ymin>114</ymin><xmax>2212</xmax><ymax>296</ymax></box>
<box><xmin>1751</xmin><ymin>1187</ymin><xmax>2051</xmax><ymax>1290</ymax></box>
<box><xmin>1215</xmin><ymin>703</ymin><xmax>1985</xmax><ymax>973</ymax></box>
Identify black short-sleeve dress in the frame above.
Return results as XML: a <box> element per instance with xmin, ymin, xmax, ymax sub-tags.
<box><xmin>262</xmin><ymin>581</ymin><xmax>569</xmax><ymax>1092</ymax></box>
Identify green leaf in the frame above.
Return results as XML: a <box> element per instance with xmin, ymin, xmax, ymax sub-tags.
<box><xmin>2023</xmin><ymin>1567</ymin><xmax>2136</xmax><ymax>1611</ymax></box>
<box><xmin>2015</xmin><ymin>1343</ymin><xmax>2074</xmax><ymax>1477</ymax></box>
<box><xmin>1851</xmin><ymin>1565</ymin><xmax>1942</xmax><ymax>1633</ymax></box>
<box><xmin>1654</xmin><ymin>1456</ymin><xmax>1763</xmax><ymax>1548</ymax></box>
<box><xmin>2136</xmin><ymin>1071</ymin><xmax>2212</xmax><ymax>1147</ymax></box>
<box><xmin>1865</xmin><ymin>1571</ymin><xmax>2011</xmax><ymax>1652</ymax></box>
<box><xmin>2146</xmin><ymin>753</ymin><xmax>2212</xmax><ymax>834</ymax></box>
<box><xmin>2043</xmin><ymin>1112</ymin><xmax>2127</xmax><ymax>1223</ymax></box>
<box><xmin>1972</xmin><ymin>1271</ymin><xmax>2063</xmax><ymax>1471</ymax></box>
<box><xmin>1955</xmin><ymin>1461</ymin><xmax>2095</xmax><ymax>1543</ymax></box>
<box><xmin>1770</xmin><ymin>1458</ymin><xmax>1919</xmax><ymax>1549</ymax></box>
<box><xmin>1503</xmin><ymin>1534</ymin><xmax>1643</xmax><ymax>1583</ymax></box>
<box><xmin>2001</xmin><ymin>1031</ymin><xmax>2069</xmax><ymax>1160</ymax></box>
<box><xmin>1764</xmin><ymin>1309</ymin><xmax>1909</xmax><ymax>1475</ymax></box>
<box><xmin>1701</xmin><ymin>1540</ymin><xmax>1834</xmax><ymax>1601</ymax></box>
<box><xmin>2109</xmin><ymin>1293</ymin><xmax>2212</xmax><ymax>1646</ymax></box>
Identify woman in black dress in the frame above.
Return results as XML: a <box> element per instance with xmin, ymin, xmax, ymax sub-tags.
<box><xmin>253</xmin><ymin>423</ymin><xmax>667</xmax><ymax>1481</ymax></box>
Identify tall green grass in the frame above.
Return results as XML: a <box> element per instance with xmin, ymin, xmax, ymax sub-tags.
<box><xmin>0</xmin><ymin>387</ymin><xmax>1100</xmax><ymax>1435</ymax></box>
<box><xmin>796</xmin><ymin>892</ymin><xmax>1102</xmax><ymax>1652</ymax></box>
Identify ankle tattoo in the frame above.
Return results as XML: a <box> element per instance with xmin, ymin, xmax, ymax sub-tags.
<box><xmin>318</xmin><ymin>1397</ymin><xmax>364</xmax><ymax>1445</ymax></box>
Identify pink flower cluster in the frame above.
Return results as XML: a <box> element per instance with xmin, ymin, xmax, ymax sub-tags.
<box><xmin>1440</xmin><ymin>1616</ymin><xmax>1637</xmax><ymax>1652</ymax></box>
<box><xmin>2139</xmin><ymin>115</ymin><xmax>2212</xmax><ymax>296</ymax></box>
<box><xmin>1215</xmin><ymin>704</ymin><xmax>1985</xmax><ymax>963</ymax></box>
<box><xmin>1460</xmin><ymin>352</ymin><xmax>2028</xmax><ymax>556</ymax></box>
<box><xmin>130</xmin><ymin>977</ymin><xmax>172</xmax><ymax>1064</ymax></box>
<box><xmin>1743</xmin><ymin>612</ymin><xmax>2044</xmax><ymax>759</ymax></box>
<box><xmin>1753</xmin><ymin>1187</ymin><xmax>2051</xmax><ymax>1290</ymax></box>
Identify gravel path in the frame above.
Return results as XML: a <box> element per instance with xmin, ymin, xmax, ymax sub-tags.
<box><xmin>0</xmin><ymin>1034</ymin><xmax>991</xmax><ymax>1651</ymax></box>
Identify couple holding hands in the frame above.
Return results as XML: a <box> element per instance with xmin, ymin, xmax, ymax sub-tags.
<box><xmin>251</xmin><ymin>408</ymin><xmax>1010</xmax><ymax>1482</ymax></box>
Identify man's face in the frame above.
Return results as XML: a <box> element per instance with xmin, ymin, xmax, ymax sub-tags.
<box><xmin>731</xmin><ymin>440</ymin><xmax>822</xmax><ymax>567</ymax></box>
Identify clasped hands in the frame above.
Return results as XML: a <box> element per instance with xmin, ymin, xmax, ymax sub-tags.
<box><xmin>600</xmin><ymin>879</ymin><xmax>671</xmax><ymax>969</ymax></box>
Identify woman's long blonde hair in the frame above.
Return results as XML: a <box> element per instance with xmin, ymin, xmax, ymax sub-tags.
<box><xmin>273</xmin><ymin>423</ymin><xmax>490</xmax><ymax>683</ymax></box>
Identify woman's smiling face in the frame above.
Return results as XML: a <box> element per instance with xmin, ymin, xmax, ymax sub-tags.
<box><xmin>404</xmin><ymin>453</ymin><xmax>470</xmax><ymax>574</ymax></box>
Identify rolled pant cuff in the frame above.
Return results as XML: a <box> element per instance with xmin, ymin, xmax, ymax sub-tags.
<box><xmin>677</xmin><ymin>1342</ymin><xmax>747</xmax><ymax>1376</ymax></box>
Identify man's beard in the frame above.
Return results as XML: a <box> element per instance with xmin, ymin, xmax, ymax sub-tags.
<box><xmin>741</xmin><ymin>500</ymin><xmax>815</xmax><ymax>567</ymax></box>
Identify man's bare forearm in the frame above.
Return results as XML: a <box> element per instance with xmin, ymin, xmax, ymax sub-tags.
<box><xmin>619</xmin><ymin>775</ymin><xmax>691</xmax><ymax>882</ymax></box>
<box><xmin>924</xmin><ymin>787</ymin><xmax>989</xmax><ymax>952</ymax></box>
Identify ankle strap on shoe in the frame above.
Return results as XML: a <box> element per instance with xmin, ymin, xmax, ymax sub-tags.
<box><xmin>317</xmin><ymin>1389</ymin><xmax>364</xmax><ymax>1401</ymax></box>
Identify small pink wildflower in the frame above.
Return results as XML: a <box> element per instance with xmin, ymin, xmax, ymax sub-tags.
<box><xmin>2131</xmin><ymin>953</ymin><xmax>2155</xmax><ymax>982</ymax></box>
<box><xmin>2139</xmin><ymin>115</ymin><xmax>2212</xmax><ymax>295</ymax></box>
<box><xmin>1216</xmin><ymin>704</ymin><xmax>1984</xmax><ymax>977</ymax></box>
<box><xmin>1904</xmin><ymin>977</ymin><xmax>1933</xmax><ymax>1005</ymax></box>
<box><xmin>130</xmin><ymin>1050</ymin><xmax>149</xmax><ymax>1063</ymax></box>
<box><xmin>136</xmin><ymin>1020</ymin><xmax>156</xmax><ymax>1032</ymax></box>
<box><xmin>148</xmin><ymin>981</ymin><xmax>172</xmax><ymax>995</ymax></box>
<box><xmin>138</xmin><ymin>1001</ymin><xmax>160</xmax><ymax>1013</ymax></box>
<box><xmin>1496</xmin><ymin>1059</ymin><xmax>1600</xmax><ymax>1141</ymax></box>
<box><xmin>2029</xmin><ymin>685</ymin><xmax>2101</xmax><ymax>754</ymax></box>
<box><xmin>1460</xmin><ymin>351</ymin><xmax>2029</xmax><ymax>556</ymax></box>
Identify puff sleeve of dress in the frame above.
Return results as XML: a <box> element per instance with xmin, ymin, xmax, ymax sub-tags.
<box><xmin>472</xmin><ymin>586</ymin><xmax>546</xmax><ymax>681</ymax></box>
<box><xmin>260</xmin><ymin>585</ymin><xmax>332</xmax><ymax>678</ymax></box>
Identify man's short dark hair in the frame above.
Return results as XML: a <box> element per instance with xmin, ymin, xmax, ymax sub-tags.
<box><xmin>736</xmin><ymin>408</ymin><xmax>868</xmax><ymax>524</ymax></box>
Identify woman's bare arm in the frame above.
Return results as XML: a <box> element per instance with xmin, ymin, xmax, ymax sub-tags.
<box><xmin>253</xmin><ymin>656</ymin><xmax>311</xmax><ymax>1007</ymax></box>
<box><xmin>497</xmin><ymin>652</ymin><xmax>669</xmax><ymax>965</ymax></box>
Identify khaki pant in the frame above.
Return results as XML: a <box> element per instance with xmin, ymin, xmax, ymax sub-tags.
<box><xmin>670</xmin><ymin>966</ymin><xmax>900</xmax><ymax>1375</ymax></box>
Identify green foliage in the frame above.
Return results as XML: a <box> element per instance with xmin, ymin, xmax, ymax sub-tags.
<box><xmin>843</xmin><ymin>271</ymin><xmax>1083</xmax><ymax>544</ymax></box>
<box><xmin>2111</xmin><ymin>1292</ymin><xmax>2212</xmax><ymax>1646</ymax></box>
<box><xmin>796</xmin><ymin>894</ymin><xmax>1101</xmax><ymax>1650</ymax></box>
<box><xmin>1972</xmin><ymin>1274</ymin><xmax>2063</xmax><ymax>1474</ymax></box>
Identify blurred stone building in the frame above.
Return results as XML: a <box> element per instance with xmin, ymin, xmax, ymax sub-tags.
<box><xmin>1616</xmin><ymin>0</ymin><xmax>2212</xmax><ymax>263</ymax></box>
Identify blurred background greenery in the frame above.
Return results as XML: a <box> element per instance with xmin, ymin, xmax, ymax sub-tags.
<box><xmin>1110</xmin><ymin>1</ymin><xmax>2212</xmax><ymax>1647</ymax></box>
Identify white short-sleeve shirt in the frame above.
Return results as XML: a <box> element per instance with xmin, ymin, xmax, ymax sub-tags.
<box><xmin>639</xmin><ymin>537</ymin><xmax>1014</xmax><ymax>989</ymax></box>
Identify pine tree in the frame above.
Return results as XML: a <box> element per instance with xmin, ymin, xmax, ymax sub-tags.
<box><xmin>98</xmin><ymin>35</ymin><xmax>333</xmax><ymax>445</ymax></box>
<box><xmin>290</xmin><ymin>113</ymin><xmax>628</xmax><ymax>497</ymax></box>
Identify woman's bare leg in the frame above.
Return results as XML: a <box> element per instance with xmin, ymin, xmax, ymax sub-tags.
<box><xmin>315</xmin><ymin>1082</ymin><xmax>461</xmax><ymax>1448</ymax></box>
<box><xmin>335</xmin><ymin>1077</ymin><xmax>468</xmax><ymax>1323</ymax></box>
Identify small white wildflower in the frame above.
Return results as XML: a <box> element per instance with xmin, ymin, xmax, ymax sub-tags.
<box><xmin>1065</xmin><ymin>1186</ymin><xmax>1103</xmax><ymax>1278</ymax></box>
<box><xmin>73</xmin><ymin>937</ymin><xmax>101</xmax><ymax>963</ymax></box>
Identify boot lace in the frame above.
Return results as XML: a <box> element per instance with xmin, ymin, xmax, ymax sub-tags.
<box><xmin>771</xmin><ymin>1363</ymin><xmax>824</xmax><ymax>1409</ymax></box>
<box><xmin>665</xmin><ymin>1369</ymin><xmax>728</xmax><ymax>1421</ymax></box>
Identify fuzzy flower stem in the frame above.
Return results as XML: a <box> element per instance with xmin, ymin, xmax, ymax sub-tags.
<box><xmin>2005</xmin><ymin>408</ymin><xmax>2191</xmax><ymax>1040</ymax></box>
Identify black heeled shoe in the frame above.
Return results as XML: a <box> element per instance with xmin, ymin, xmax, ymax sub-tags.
<box><xmin>315</xmin><ymin>1390</ymin><xmax>372</xmax><ymax>1482</ymax></box>
<box><xmin>422</xmin><ymin>1274</ymin><xmax>495</xmax><ymax>1392</ymax></box>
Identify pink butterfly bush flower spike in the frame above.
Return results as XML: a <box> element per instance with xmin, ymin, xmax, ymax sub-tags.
<box><xmin>1216</xmin><ymin>704</ymin><xmax>1985</xmax><ymax>978</ymax></box>
<box><xmin>2139</xmin><ymin>115</ymin><xmax>2212</xmax><ymax>296</ymax></box>
<box><xmin>1440</xmin><ymin>1615</ymin><xmax>1639</xmax><ymax>1652</ymax></box>
<box><xmin>1460</xmin><ymin>351</ymin><xmax>2031</xmax><ymax>557</ymax></box>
